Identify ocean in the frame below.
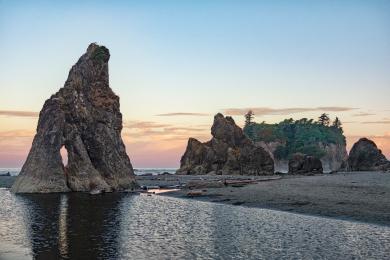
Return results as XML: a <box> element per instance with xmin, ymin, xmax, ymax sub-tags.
<box><xmin>0</xmin><ymin>168</ymin><xmax>177</xmax><ymax>176</ymax></box>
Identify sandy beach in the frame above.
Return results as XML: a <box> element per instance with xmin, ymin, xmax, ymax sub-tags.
<box><xmin>160</xmin><ymin>172</ymin><xmax>390</xmax><ymax>226</ymax></box>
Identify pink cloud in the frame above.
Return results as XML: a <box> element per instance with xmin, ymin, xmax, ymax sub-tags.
<box><xmin>0</xmin><ymin>110</ymin><xmax>38</xmax><ymax>118</ymax></box>
<box><xmin>223</xmin><ymin>106</ymin><xmax>357</xmax><ymax>116</ymax></box>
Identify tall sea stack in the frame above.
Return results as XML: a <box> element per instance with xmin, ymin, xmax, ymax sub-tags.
<box><xmin>11</xmin><ymin>43</ymin><xmax>137</xmax><ymax>193</ymax></box>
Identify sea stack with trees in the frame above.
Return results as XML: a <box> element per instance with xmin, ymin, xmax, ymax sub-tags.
<box><xmin>11</xmin><ymin>43</ymin><xmax>137</xmax><ymax>193</ymax></box>
<box><xmin>243</xmin><ymin>111</ymin><xmax>348</xmax><ymax>172</ymax></box>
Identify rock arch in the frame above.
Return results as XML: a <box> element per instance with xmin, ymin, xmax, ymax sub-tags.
<box><xmin>11</xmin><ymin>43</ymin><xmax>137</xmax><ymax>193</ymax></box>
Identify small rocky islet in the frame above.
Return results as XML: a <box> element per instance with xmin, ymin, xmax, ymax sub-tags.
<box><xmin>8</xmin><ymin>43</ymin><xmax>390</xmax><ymax>194</ymax></box>
<box><xmin>348</xmin><ymin>137</ymin><xmax>390</xmax><ymax>171</ymax></box>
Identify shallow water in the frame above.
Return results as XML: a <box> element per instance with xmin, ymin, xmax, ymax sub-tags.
<box><xmin>1</xmin><ymin>189</ymin><xmax>390</xmax><ymax>260</ymax></box>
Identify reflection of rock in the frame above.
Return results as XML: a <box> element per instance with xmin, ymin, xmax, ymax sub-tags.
<box><xmin>288</xmin><ymin>153</ymin><xmax>323</xmax><ymax>175</ymax></box>
<box><xmin>12</xmin><ymin>43</ymin><xmax>137</xmax><ymax>193</ymax></box>
<box><xmin>19</xmin><ymin>193</ymin><xmax>123</xmax><ymax>259</ymax></box>
<box><xmin>177</xmin><ymin>113</ymin><xmax>274</xmax><ymax>175</ymax></box>
<box><xmin>348</xmin><ymin>138</ymin><xmax>390</xmax><ymax>171</ymax></box>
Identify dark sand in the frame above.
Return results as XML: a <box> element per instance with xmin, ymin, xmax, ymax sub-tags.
<box><xmin>161</xmin><ymin>171</ymin><xmax>390</xmax><ymax>226</ymax></box>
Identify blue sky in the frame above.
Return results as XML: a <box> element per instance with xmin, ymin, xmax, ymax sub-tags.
<box><xmin>1</xmin><ymin>0</ymin><xmax>390</xmax><ymax>167</ymax></box>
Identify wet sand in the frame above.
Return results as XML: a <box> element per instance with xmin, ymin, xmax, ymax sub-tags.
<box><xmin>161</xmin><ymin>171</ymin><xmax>390</xmax><ymax>226</ymax></box>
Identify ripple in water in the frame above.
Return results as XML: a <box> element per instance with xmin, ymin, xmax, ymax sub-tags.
<box><xmin>0</xmin><ymin>189</ymin><xmax>389</xmax><ymax>259</ymax></box>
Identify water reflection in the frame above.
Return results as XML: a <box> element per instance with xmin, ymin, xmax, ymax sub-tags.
<box><xmin>1</xmin><ymin>190</ymin><xmax>390</xmax><ymax>260</ymax></box>
<box><xmin>18</xmin><ymin>193</ymin><xmax>126</xmax><ymax>259</ymax></box>
<box><xmin>58</xmin><ymin>195</ymin><xmax>68</xmax><ymax>257</ymax></box>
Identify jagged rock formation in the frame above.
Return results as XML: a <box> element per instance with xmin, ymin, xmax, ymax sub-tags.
<box><xmin>288</xmin><ymin>153</ymin><xmax>323</xmax><ymax>175</ymax></box>
<box><xmin>11</xmin><ymin>43</ymin><xmax>137</xmax><ymax>193</ymax></box>
<box><xmin>348</xmin><ymin>138</ymin><xmax>390</xmax><ymax>171</ymax></box>
<box><xmin>176</xmin><ymin>113</ymin><xmax>274</xmax><ymax>175</ymax></box>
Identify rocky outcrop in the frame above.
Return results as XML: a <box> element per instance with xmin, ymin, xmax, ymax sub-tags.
<box><xmin>256</xmin><ymin>141</ymin><xmax>288</xmax><ymax>172</ymax></box>
<box><xmin>177</xmin><ymin>113</ymin><xmax>274</xmax><ymax>175</ymax></box>
<box><xmin>257</xmin><ymin>141</ymin><xmax>347</xmax><ymax>173</ymax></box>
<box><xmin>288</xmin><ymin>153</ymin><xmax>323</xmax><ymax>175</ymax></box>
<box><xmin>348</xmin><ymin>138</ymin><xmax>390</xmax><ymax>171</ymax></box>
<box><xmin>11</xmin><ymin>43</ymin><xmax>137</xmax><ymax>193</ymax></box>
<box><xmin>319</xmin><ymin>143</ymin><xmax>348</xmax><ymax>172</ymax></box>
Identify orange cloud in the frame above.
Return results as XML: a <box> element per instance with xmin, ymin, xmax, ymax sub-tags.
<box><xmin>123</xmin><ymin>120</ymin><xmax>209</xmax><ymax>141</ymax></box>
<box><xmin>0</xmin><ymin>110</ymin><xmax>38</xmax><ymax>117</ymax></box>
<box><xmin>223</xmin><ymin>106</ymin><xmax>357</xmax><ymax>116</ymax></box>
<box><xmin>361</xmin><ymin>120</ymin><xmax>390</xmax><ymax>124</ymax></box>
<box><xmin>122</xmin><ymin>120</ymin><xmax>210</xmax><ymax>167</ymax></box>
<box><xmin>352</xmin><ymin>112</ymin><xmax>375</xmax><ymax>117</ymax></box>
<box><xmin>156</xmin><ymin>112</ymin><xmax>210</xmax><ymax>116</ymax></box>
<box><xmin>0</xmin><ymin>129</ymin><xmax>35</xmax><ymax>167</ymax></box>
<box><xmin>124</xmin><ymin>121</ymin><xmax>171</xmax><ymax>129</ymax></box>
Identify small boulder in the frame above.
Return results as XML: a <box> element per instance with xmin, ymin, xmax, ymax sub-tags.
<box><xmin>288</xmin><ymin>153</ymin><xmax>323</xmax><ymax>175</ymax></box>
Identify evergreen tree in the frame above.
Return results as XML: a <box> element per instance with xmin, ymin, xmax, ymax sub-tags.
<box><xmin>332</xmin><ymin>117</ymin><xmax>342</xmax><ymax>128</ymax></box>
<box><xmin>318</xmin><ymin>113</ymin><xmax>330</xmax><ymax>126</ymax></box>
<box><xmin>244</xmin><ymin>110</ymin><xmax>255</xmax><ymax>127</ymax></box>
<box><xmin>332</xmin><ymin>117</ymin><xmax>343</xmax><ymax>133</ymax></box>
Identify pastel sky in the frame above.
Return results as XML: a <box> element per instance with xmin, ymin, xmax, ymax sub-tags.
<box><xmin>1</xmin><ymin>0</ymin><xmax>390</xmax><ymax>168</ymax></box>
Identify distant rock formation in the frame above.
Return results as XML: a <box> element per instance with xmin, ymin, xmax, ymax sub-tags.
<box><xmin>246</xmin><ymin>118</ymin><xmax>348</xmax><ymax>172</ymax></box>
<box><xmin>176</xmin><ymin>113</ymin><xmax>274</xmax><ymax>175</ymax></box>
<box><xmin>11</xmin><ymin>43</ymin><xmax>137</xmax><ymax>193</ymax></box>
<box><xmin>348</xmin><ymin>138</ymin><xmax>390</xmax><ymax>171</ymax></box>
<box><xmin>319</xmin><ymin>143</ymin><xmax>348</xmax><ymax>172</ymax></box>
<box><xmin>288</xmin><ymin>153</ymin><xmax>323</xmax><ymax>175</ymax></box>
<box><xmin>256</xmin><ymin>141</ymin><xmax>347</xmax><ymax>173</ymax></box>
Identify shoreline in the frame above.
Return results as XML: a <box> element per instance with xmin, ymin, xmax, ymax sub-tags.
<box><xmin>2</xmin><ymin>171</ymin><xmax>390</xmax><ymax>226</ymax></box>
<box><xmin>158</xmin><ymin>171</ymin><xmax>390</xmax><ymax>226</ymax></box>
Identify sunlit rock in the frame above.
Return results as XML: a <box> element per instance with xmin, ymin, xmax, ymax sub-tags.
<box><xmin>11</xmin><ymin>43</ymin><xmax>137</xmax><ymax>193</ymax></box>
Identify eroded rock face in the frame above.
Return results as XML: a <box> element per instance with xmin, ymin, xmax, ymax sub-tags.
<box><xmin>11</xmin><ymin>43</ymin><xmax>137</xmax><ymax>193</ymax></box>
<box><xmin>348</xmin><ymin>138</ymin><xmax>390</xmax><ymax>171</ymax></box>
<box><xmin>319</xmin><ymin>143</ymin><xmax>348</xmax><ymax>172</ymax></box>
<box><xmin>177</xmin><ymin>113</ymin><xmax>274</xmax><ymax>175</ymax></box>
<box><xmin>256</xmin><ymin>141</ymin><xmax>348</xmax><ymax>173</ymax></box>
<box><xmin>288</xmin><ymin>153</ymin><xmax>323</xmax><ymax>175</ymax></box>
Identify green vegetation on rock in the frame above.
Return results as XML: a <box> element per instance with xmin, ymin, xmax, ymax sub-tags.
<box><xmin>243</xmin><ymin>114</ymin><xmax>345</xmax><ymax>160</ymax></box>
<box><xmin>92</xmin><ymin>46</ymin><xmax>109</xmax><ymax>62</ymax></box>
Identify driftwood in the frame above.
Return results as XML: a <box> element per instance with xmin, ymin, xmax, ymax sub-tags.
<box><xmin>187</xmin><ymin>191</ymin><xmax>203</xmax><ymax>197</ymax></box>
<box><xmin>224</xmin><ymin>176</ymin><xmax>281</xmax><ymax>186</ymax></box>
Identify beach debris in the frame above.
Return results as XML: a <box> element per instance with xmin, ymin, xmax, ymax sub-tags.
<box><xmin>89</xmin><ymin>189</ymin><xmax>103</xmax><ymax>195</ymax></box>
<box><xmin>186</xmin><ymin>180</ymin><xmax>225</xmax><ymax>189</ymax></box>
<box><xmin>187</xmin><ymin>191</ymin><xmax>203</xmax><ymax>197</ymax></box>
